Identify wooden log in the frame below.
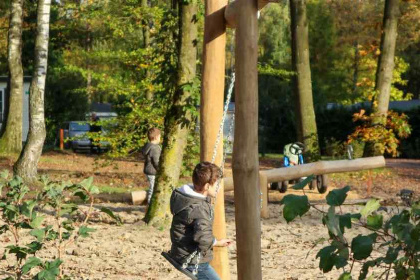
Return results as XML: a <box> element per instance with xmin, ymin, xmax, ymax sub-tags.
<box><xmin>233</xmin><ymin>0</ymin><xmax>262</xmax><ymax>278</ymax></box>
<box><xmin>132</xmin><ymin>157</ymin><xmax>385</xmax><ymax>206</ymax></box>
<box><xmin>201</xmin><ymin>0</ymin><xmax>230</xmax><ymax>276</ymax></box>
<box><xmin>261</xmin><ymin>156</ymin><xmax>386</xmax><ymax>182</ymax></box>
<box><xmin>225</xmin><ymin>0</ymin><xmax>272</xmax><ymax>28</ymax></box>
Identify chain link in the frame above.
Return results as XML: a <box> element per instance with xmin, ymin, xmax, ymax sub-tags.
<box><xmin>182</xmin><ymin>250</ymin><xmax>197</xmax><ymax>269</ymax></box>
<box><xmin>193</xmin><ymin>252</ymin><xmax>201</xmax><ymax>275</ymax></box>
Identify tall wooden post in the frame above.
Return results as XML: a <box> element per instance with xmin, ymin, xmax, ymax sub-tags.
<box><xmin>200</xmin><ymin>0</ymin><xmax>230</xmax><ymax>278</ymax></box>
<box><xmin>59</xmin><ymin>129</ymin><xmax>64</xmax><ymax>150</ymax></box>
<box><xmin>232</xmin><ymin>0</ymin><xmax>262</xmax><ymax>278</ymax></box>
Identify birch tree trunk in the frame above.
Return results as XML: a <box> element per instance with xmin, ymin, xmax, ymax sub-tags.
<box><xmin>14</xmin><ymin>0</ymin><xmax>51</xmax><ymax>183</ymax></box>
<box><xmin>290</xmin><ymin>0</ymin><xmax>320</xmax><ymax>162</ymax></box>
<box><xmin>145</xmin><ymin>0</ymin><xmax>198</xmax><ymax>227</ymax></box>
<box><xmin>364</xmin><ymin>0</ymin><xmax>400</xmax><ymax>156</ymax></box>
<box><xmin>0</xmin><ymin>0</ymin><xmax>24</xmax><ymax>155</ymax></box>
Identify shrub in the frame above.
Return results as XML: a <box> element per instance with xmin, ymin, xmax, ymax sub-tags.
<box><xmin>348</xmin><ymin>110</ymin><xmax>411</xmax><ymax>157</ymax></box>
<box><xmin>0</xmin><ymin>171</ymin><xmax>121</xmax><ymax>279</ymax></box>
<box><xmin>281</xmin><ymin>176</ymin><xmax>420</xmax><ymax>279</ymax></box>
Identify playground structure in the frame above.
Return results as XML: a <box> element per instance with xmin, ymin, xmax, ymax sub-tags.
<box><xmin>131</xmin><ymin>0</ymin><xmax>388</xmax><ymax>278</ymax></box>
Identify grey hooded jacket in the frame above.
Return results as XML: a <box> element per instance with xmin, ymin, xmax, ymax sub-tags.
<box><xmin>169</xmin><ymin>185</ymin><xmax>215</xmax><ymax>264</ymax></box>
<box><xmin>142</xmin><ymin>142</ymin><xmax>161</xmax><ymax>175</ymax></box>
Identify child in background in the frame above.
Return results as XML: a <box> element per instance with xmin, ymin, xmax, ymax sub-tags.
<box><xmin>142</xmin><ymin>127</ymin><xmax>162</xmax><ymax>204</ymax></box>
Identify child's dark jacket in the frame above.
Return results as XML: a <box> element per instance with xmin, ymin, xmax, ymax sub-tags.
<box><xmin>169</xmin><ymin>185</ymin><xmax>215</xmax><ymax>264</ymax></box>
<box><xmin>142</xmin><ymin>142</ymin><xmax>161</xmax><ymax>175</ymax></box>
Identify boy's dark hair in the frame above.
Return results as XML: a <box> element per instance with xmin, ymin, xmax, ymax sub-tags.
<box><xmin>192</xmin><ymin>162</ymin><xmax>222</xmax><ymax>191</ymax></box>
<box><xmin>147</xmin><ymin>127</ymin><xmax>161</xmax><ymax>141</ymax></box>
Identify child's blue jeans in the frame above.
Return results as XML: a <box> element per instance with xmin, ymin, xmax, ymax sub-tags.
<box><xmin>187</xmin><ymin>263</ymin><xmax>221</xmax><ymax>280</ymax></box>
<box><xmin>146</xmin><ymin>175</ymin><xmax>155</xmax><ymax>204</ymax></box>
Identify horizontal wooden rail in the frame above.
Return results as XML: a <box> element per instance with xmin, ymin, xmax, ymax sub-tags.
<box><xmin>132</xmin><ymin>157</ymin><xmax>386</xmax><ymax>217</ymax></box>
<box><xmin>261</xmin><ymin>156</ymin><xmax>385</xmax><ymax>183</ymax></box>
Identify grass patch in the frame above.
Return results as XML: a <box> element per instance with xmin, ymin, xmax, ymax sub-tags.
<box><xmin>97</xmin><ymin>184</ymin><xmax>143</xmax><ymax>194</ymax></box>
<box><xmin>330</xmin><ymin>167</ymin><xmax>394</xmax><ymax>180</ymax></box>
<box><xmin>259</xmin><ymin>153</ymin><xmax>284</xmax><ymax>160</ymax></box>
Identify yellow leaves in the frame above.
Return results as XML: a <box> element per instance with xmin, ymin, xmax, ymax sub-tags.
<box><xmin>359</xmin><ymin>50</ymin><xmax>368</xmax><ymax>56</ymax></box>
<box><xmin>348</xmin><ymin>109</ymin><xmax>412</xmax><ymax>157</ymax></box>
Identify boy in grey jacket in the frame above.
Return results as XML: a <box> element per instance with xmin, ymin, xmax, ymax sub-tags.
<box><xmin>142</xmin><ymin>127</ymin><xmax>161</xmax><ymax>204</ymax></box>
<box><xmin>169</xmin><ymin>162</ymin><xmax>233</xmax><ymax>280</ymax></box>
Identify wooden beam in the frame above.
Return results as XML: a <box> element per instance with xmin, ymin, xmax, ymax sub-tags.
<box><xmin>201</xmin><ymin>0</ymin><xmax>230</xmax><ymax>277</ymax></box>
<box><xmin>261</xmin><ymin>156</ymin><xmax>385</xmax><ymax>182</ymax></box>
<box><xmin>225</xmin><ymin>0</ymin><xmax>272</xmax><ymax>28</ymax></box>
<box><xmin>233</xmin><ymin>0</ymin><xmax>262</xmax><ymax>278</ymax></box>
<box><xmin>133</xmin><ymin>157</ymin><xmax>385</xmax><ymax>207</ymax></box>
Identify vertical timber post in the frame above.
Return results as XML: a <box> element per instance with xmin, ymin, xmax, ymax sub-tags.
<box><xmin>232</xmin><ymin>0</ymin><xmax>262</xmax><ymax>278</ymax></box>
<box><xmin>259</xmin><ymin>173</ymin><xmax>269</xmax><ymax>218</ymax></box>
<box><xmin>59</xmin><ymin>129</ymin><xmax>64</xmax><ymax>150</ymax></box>
<box><xmin>200</xmin><ymin>0</ymin><xmax>229</xmax><ymax>278</ymax></box>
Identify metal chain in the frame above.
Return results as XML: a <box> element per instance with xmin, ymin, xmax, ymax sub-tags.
<box><xmin>215</xmin><ymin>112</ymin><xmax>235</xmax><ymax>196</ymax></box>
<box><xmin>193</xmin><ymin>252</ymin><xmax>201</xmax><ymax>275</ymax></box>
<box><xmin>211</xmin><ymin>72</ymin><xmax>236</xmax><ymax>164</ymax></box>
<box><xmin>182</xmin><ymin>250</ymin><xmax>198</xmax><ymax>269</ymax></box>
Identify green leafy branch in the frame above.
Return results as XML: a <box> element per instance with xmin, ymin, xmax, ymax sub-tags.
<box><xmin>280</xmin><ymin>175</ymin><xmax>419</xmax><ymax>279</ymax></box>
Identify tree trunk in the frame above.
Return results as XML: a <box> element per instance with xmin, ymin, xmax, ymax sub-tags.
<box><xmin>290</xmin><ymin>0</ymin><xmax>320</xmax><ymax>162</ymax></box>
<box><xmin>144</xmin><ymin>0</ymin><xmax>198</xmax><ymax>227</ymax></box>
<box><xmin>13</xmin><ymin>0</ymin><xmax>50</xmax><ymax>183</ymax></box>
<box><xmin>0</xmin><ymin>0</ymin><xmax>24</xmax><ymax>155</ymax></box>
<box><xmin>233</xmin><ymin>0</ymin><xmax>262</xmax><ymax>278</ymax></box>
<box><xmin>364</xmin><ymin>0</ymin><xmax>399</xmax><ymax>156</ymax></box>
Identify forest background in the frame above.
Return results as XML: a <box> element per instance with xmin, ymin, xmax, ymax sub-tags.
<box><xmin>0</xmin><ymin>0</ymin><xmax>419</xmax><ymax>160</ymax></box>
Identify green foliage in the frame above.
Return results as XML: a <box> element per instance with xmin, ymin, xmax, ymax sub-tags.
<box><xmin>282</xmin><ymin>182</ymin><xmax>420</xmax><ymax>279</ymax></box>
<box><xmin>292</xmin><ymin>175</ymin><xmax>315</xmax><ymax>190</ymax></box>
<box><xmin>180</xmin><ymin>131</ymin><xmax>200</xmax><ymax>177</ymax></box>
<box><xmin>326</xmin><ymin>186</ymin><xmax>350</xmax><ymax>206</ymax></box>
<box><xmin>0</xmin><ymin>171</ymin><xmax>121</xmax><ymax>279</ymax></box>
<box><xmin>280</xmin><ymin>194</ymin><xmax>310</xmax><ymax>223</ymax></box>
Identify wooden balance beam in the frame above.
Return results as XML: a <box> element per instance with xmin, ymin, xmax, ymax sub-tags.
<box><xmin>132</xmin><ymin>156</ymin><xmax>385</xmax><ymax>217</ymax></box>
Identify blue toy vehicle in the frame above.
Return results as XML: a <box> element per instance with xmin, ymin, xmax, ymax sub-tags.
<box><xmin>271</xmin><ymin>142</ymin><xmax>328</xmax><ymax>194</ymax></box>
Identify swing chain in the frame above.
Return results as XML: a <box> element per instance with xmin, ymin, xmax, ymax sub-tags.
<box><xmin>181</xmin><ymin>250</ymin><xmax>201</xmax><ymax>275</ymax></box>
<box><xmin>212</xmin><ymin>73</ymin><xmax>235</xmax><ymax>198</ymax></box>
<box><xmin>182</xmin><ymin>250</ymin><xmax>197</xmax><ymax>269</ymax></box>
<box><xmin>211</xmin><ymin>72</ymin><xmax>235</xmax><ymax>164</ymax></box>
<box><xmin>193</xmin><ymin>252</ymin><xmax>201</xmax><ymax>275</ymax></box>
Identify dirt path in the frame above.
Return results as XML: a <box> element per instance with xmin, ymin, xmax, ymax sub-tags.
<box><xmin>0</xmin><ymin>203</ymin><xmax>389</xmax><ymax>280</ymax></box>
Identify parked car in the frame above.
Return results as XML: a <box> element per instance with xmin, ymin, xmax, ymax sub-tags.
<box><xmin>62</xmin><ymin>121</ymin><xmax>91</xmax><ymax>152</ymax></box>
<box><xmin>60</xmin><ymin>121</ymin><xmax>110</xmax><ymax>153</ymax></box>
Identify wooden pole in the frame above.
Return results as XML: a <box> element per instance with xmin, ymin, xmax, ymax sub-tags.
<box><xmin>224</xmin><ymin>0</ymin><xmax>271</xmax><ymax>28</ymax></box>
<box><xmin>59</xmin><ymin>129</ymin><xmax>64</xmax><ymax>150</ymax></box>
<box><xmin>259</xmin><ymin>173</ymin><xmax>269</xmax><ymax>219</ymax></box>
<box><xmin>200</xmin><ymin>0</ymin><xmax>230</xmax><ymax>277</ymax></box>
<box><xmin>233</xmin><ymin>0</ymin><xmax>262</xmax><ymax>277</ymax></box>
